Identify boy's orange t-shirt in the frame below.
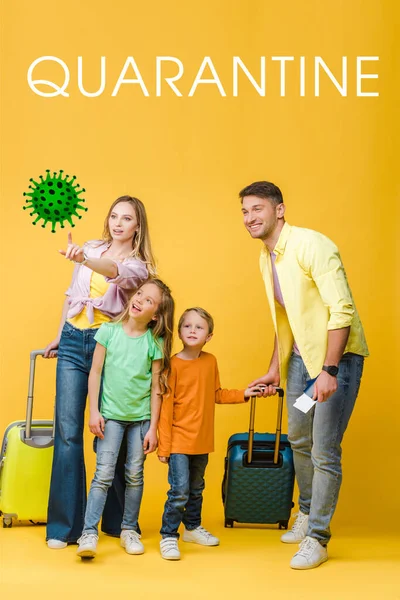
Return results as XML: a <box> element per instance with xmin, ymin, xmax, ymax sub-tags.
<box><xmin>158</xmin><ymin>352</ymin><xmax>245</xmax><ymax>457</ymax></box>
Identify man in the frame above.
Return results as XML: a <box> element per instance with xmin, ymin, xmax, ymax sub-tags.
<box><xmin>240</xmin><ymin>181</ymin><xmax>368</xmax><ymax>570</ymax></box>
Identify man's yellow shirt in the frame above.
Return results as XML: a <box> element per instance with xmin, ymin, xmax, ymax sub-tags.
<box><xmin>259</xmin><ymin>222</ymin><xmax>369</xmax><ymax>382</ymax></box>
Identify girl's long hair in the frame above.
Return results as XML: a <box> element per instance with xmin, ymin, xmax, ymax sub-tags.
<box><xmin>103</xmin><ymin>195</ymin><xmax>156</xmax><ymax>276</ymax></box>
<box><xmin>115</xmin><ymin>278</ymin><xmax>174</xmax><ymax>395</ymax></box>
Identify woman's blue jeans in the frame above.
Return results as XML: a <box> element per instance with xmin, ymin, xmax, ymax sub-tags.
<box><xmin>287</xmin><ymin>352</ymin><xmax>364</xmax><ymax>546</ymax></box>
<box><xmin>46</xmin><ymin>322</ymin><xmax>126</xmax><ymax>543</ymax></box>
<box><xmin>83</xmin><ymin>419</ymin><xmax>149</xmax><ymax>534</ymax></box>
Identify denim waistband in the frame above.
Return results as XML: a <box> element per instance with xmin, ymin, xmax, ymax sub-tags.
<box><xmin>64</xmin><ymin>320</ymin><xmax>99</xmax><ymax>337</ymax></box>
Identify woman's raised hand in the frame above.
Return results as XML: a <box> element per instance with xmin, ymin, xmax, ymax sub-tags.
<box><xmin>59</xmin><ymin>232</ymin><xmax>85</xmax><ymax>263</ymax></box>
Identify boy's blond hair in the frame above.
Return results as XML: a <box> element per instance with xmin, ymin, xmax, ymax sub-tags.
<box><xmin>178</xmin><ymin>307</ymin><xmax>214</xmax><ymax>334</ymax></box>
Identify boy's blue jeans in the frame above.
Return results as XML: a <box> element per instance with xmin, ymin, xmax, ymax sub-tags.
<box><xmin>83</xmin><ymin>419</ymin><xmax>150</xmax><ymax>534</ymax></box>
<box><xmin>160</xmin><ymin>453</ymin><xmax>209</xmax><ymax>539</ymax></box>
<box><xmin>46</xmin><ymin>322</ymin><xmax>126</xmax><ymax>543</ymax></box>
<box><xmin>287</xmin><ymin>352</ymin><xmax>364</xmax><ymax>546</ymax></box>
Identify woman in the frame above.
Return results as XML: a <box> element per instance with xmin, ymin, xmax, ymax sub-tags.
<box><xmin>44</xmin><ymin>195</ymin><xmax>156</xmax><ymax>549</ymax></box>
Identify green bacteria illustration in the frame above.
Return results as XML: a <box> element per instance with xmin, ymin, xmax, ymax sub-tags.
<box><xmin>23</xmin><ymin>170</ymin><xmax>88</xmax><ymax>233</ymax></box>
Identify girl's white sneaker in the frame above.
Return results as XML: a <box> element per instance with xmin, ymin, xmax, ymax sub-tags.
<box><xmin>120</xmin><ymin>530</ymin><xmax>144</xmax><ymax>555</ymax></box>
<box><xmin>76</xmin><ymin>532</ymin><xmax>98</xmax><ymax>558</ymax></box>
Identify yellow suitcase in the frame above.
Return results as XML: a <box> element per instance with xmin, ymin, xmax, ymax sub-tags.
<box><xmin>0</xmin><ymin>350</ymin><xmax>54</xmax><ymax>527</ymax></box>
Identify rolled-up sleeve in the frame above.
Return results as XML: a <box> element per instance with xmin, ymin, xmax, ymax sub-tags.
<box><xmin>298</xmin><ymin>234</ymin><xmax>354</xmax><ymax>330</ymax></box>
<box><xmin>65</xmin><ymin>264</ymin><xmax>80</xmax><ymax>296</ymax></box>
<box><xmin>105</xmin><ymin>258</ymin><xmax>148</xmax><ymax>290</ymax></box>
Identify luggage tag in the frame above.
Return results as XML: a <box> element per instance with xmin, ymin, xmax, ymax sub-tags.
<box><xmin>293</xmin><ymin>377</ymin><xmax>317</xmax><ymax>414</ymax></box>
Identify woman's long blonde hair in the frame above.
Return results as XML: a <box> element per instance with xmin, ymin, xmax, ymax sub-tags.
<box><xmin>103</xmin><ymin>195</ymin><xmax>156</xmax><ymax>275</ymax></box>
<box><xmin>116</xmin><ymin>278</ymin><xmax>175</xmax><ymax>395</ymax></box>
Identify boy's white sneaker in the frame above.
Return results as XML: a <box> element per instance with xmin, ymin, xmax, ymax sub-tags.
<box><xmin>120</xmin><ymin>530</ymin><xmax>144</xmax><ymax>555</ymax></box>
<box><xmin>160</xmin><ymin>537</ymin><xmax>181</xmax><ymax>560</ymax></box>
<box><xmin>290</xmin><ymin>536</ymin><xmax>328</xmax><ymax>570</ymax></box>
<box><xmin>76</xmin><ymin>532</ymin><xmax>98</xmax><ymax>558</ymax></box>
<box><xmin>47</xmin><ymin>539</ymin><xmax>67</xmax><ymax>549</ymax></box>
<box><xmin>182</xmin><ymin>526</ymin><xmax>219</xmax><ymax>546</ymax></box>
<box><xmin>281</xmin><ymin>511</ymin><xmax>309</xmax><ymax>544</ymax></box>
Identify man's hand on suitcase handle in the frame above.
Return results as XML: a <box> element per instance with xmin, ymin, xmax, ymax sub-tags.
<box><xmin>89</xmin><ymin>411</ymin><xmax>105</xmax><ymax>439</ymax></box>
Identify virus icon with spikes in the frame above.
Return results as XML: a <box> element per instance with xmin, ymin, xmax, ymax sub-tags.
<box><xmin>23</xmin><ymin>170</ymin><xmax>88</xmax><ymax>233</ymax></box>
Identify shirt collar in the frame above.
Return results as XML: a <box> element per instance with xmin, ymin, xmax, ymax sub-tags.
<box><xmin>272</xmin><ymin>222</ymin><xmax>291</xmax><ymax>256</ymax></box>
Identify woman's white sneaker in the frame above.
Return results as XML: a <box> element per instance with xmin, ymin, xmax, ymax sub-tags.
<box><xmin>160</xmin><ymin>537</ymin><xmax>181</xmax><ymax>560</ymax></box>
<box><xmin>281</xmin><ymin>511</ymin><xmax>309</xmax><ymax>544</ymax></box>
<box><xmin>76</xmin><ymin>532</ymin><xmax>98</xmax><ymax>558</ymax></box>
<box><xmin>47</xmin><ymin>539</ymin><xmax>67</xmax><ymax>549</ymax></box>
<box><xmin>290</xmin><ymin>536</ymin><xmax>328</xmax><ymax>570</ymax></box>
<box><xmin>182</xmin><ymin>526</ymin><xmax>219</xmax><ymax>546</ymax></box>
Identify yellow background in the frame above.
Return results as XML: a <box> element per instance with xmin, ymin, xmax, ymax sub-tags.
<box><xmin>0</xmin><ymin>0</ymin><xmax>398</xmax><ymax>544</ymax></box>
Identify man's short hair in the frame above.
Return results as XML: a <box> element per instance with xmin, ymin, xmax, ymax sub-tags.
<box><xmin>178</xmin><ymin>307</ymin><xmax>214</xmax><ymax>334</ymax></box>
<box><xmin>239</xmin><ymin>181</ymin><xmax>284</xmax><ymax>206</ymax></box>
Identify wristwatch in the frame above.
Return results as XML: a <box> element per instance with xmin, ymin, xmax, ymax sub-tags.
<box><xmin>322</xmin><ymin>365</ymin><xmax>339</xmax><ymax>377</ymax></box>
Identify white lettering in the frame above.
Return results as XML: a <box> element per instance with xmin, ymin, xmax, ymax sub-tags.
<box><xmin>357</xmin><ymin>56</ymin><xmax>379</xmax><ymax>97</ymax></box>
<box><xmin>300</xmin><ymin>56</ymin><xmax>305</xmax><ymax>97</ymax></box>
<box><xmin>77</xmin><ymin>56</ymin><xmax>106</xmax><ymax>97</ymax></box>
<box><xmin>233</xmin><ymin>57</ymin><xmax>266</xmax><ymax>96</ymax></box>
<box><xmin>112</xmin><ymin>57</ymin><xmax>149</xmax><ymax>97</ymax></box>
<box><xmin>271</xmin><ymin>56</ymin><xmax>294</xmax><ymax>97</ymax></box>
<box><xmin>315</xmin><ymin>56</ymin><xmax>347</xmax><ymax>96</ymax></box>
<box><xmin>156</xmin><ymin>57</ymin><xmax>184</xmax><ymax>96</ymax></box>
<box><xmin>188</xmin><ymin>57</ymin><xmax>226</xmax><ymax>97</ymax></box>
<box><xmin>27</xmin><ymin>56</ymin><xmax>70</xmax><ymax>98</ymax></box>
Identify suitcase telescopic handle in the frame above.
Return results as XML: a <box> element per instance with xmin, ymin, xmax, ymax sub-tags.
<box><xmin>25</xmin><ymin>349</ymin><xmax>57</xmax><ymax>439</ymax></box>
<box><xmin>248</xmin><ymin>387</ymin><xmax>284</xmax><ymax>465</ymax></box>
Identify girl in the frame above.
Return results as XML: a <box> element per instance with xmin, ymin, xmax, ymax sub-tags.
<box><xmin>76</xmin><ymin>279</ymin><xmax>174</xmax><ymax>558</ymax></box>
<box><xmin>44</xmin><ymin>196</ymin><xmax>156</xmax><ymax>549</ymax></box>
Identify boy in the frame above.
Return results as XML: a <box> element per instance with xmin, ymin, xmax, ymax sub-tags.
<box><xmin>158</xmin><ymin>307</ymin><xmax>261</xmax><ymax>560</ymax></box>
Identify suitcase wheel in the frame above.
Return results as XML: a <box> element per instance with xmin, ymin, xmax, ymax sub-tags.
<box><xmin>278</xmin><ymin>520</ymin><xmax>289</xmax><ymax>530</ymax></box>
<box><xmin>3</xmin><ymin>517</ymin><xmax>13</xmax><ymax>528</ymax></box>
<box><xmin>224</xmin><ymin>519</ymin><xmax>234</xmax><ymax>528</ymax></box>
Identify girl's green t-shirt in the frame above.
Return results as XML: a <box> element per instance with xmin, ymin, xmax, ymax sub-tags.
<box><xmin>95</xmin><ymin>322</ymin><xmax>163</xmax><ymax>421</ymax></box>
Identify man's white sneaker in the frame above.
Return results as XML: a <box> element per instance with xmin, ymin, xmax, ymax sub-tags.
<box><xmin>76</xmin><ymin>532</ymin><xmax>98</xmax><ymax>558</ymax></box>
<box><xmin>160</xmin><ymin>537</ymin><xmax>181</xmax><ymax>560</ymax></box>
<box><xmin>281</xmin><ymin>511</ymin><xmax>309</xmax><ymax>544</ymax></box>
<box><xmin>182</xmin><ymin>526</ymin><xmax>219</xmax><ymax>546</ymax></box>
<box><xmin>120</xmin><ymin>530</ymin><xmax>144</xmax><ymax>555</ymax></box>
<box><xmin>290</xmin><ymin>536</ymin><xmax>328</xmax><ymax>570</ymax></box>
<box><xmin>47</xmin><ymin>539</ymin><xmax>67</xmax><ymax>549</ymax></box>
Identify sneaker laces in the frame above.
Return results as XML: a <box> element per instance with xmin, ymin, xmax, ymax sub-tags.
<box><xmin>290</xmin><ymin>512</ymin><xmax>308</xmax><ymax>535</ymax></box>
<box><xmin>296</xmin><ymin>536</ymin><xmax>319</xmax><ymax>558</ymax></box>
<box><xmin>77</xmin><ymin>532</ymin><xmax>98</xmax><ymax>545</ymax></box>
<box><xmin>124</xmin><ymin>530</ymin><xmax>141</xmax><ymax>544</ymax></box>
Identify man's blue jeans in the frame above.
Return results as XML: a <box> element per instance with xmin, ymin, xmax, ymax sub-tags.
<box><xmin>160</xmin><ymin>453</ymin><xmax>209</xmax><ymax>539</ymax></box>
<box><xmin>287</xmin><ymin>352</ymin><xmax>364</xmax><ymax>546</ymax></box>
<box><xmin>46</xmin><ymin>322</ymin><xmax>126</xmax><ymax>543</ymax></box>
<box><xmin>83</xmin><ymin>419</ymin><xmax>149</xmax><ymax>534</ymax></box>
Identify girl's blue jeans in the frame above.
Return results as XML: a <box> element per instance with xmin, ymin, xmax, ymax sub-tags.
<box><xmin>46</xmin><ymin>321</ymin><xmax>127</xmax><ymax>543</ymax></box>
<box><xmin>83</xmin><ymin>419</ymin><xmax>149</xmax><ymax>534</ymax></box>
<box><xmin>287</xmin><ymin>352</ymin><xmax>364</xmax><ymax>546</ymax></box>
